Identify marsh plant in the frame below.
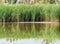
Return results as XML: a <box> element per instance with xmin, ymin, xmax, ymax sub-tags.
<box><xmin>0</xmin><ymin>4</ymin><xmax>59</xmax><ymax>22</ymax></box>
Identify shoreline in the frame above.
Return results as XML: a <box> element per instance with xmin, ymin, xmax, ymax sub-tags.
<box><xmin>0</xmin><ymin>22</ymin><xmax>59</xmax><ymax>24</ymax></box>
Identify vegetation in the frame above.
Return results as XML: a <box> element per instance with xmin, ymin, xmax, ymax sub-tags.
<box><xmin>0</xmin><ymin>4</ymin><xmax>59</xmax><ymax>22</ymax></box>
<box><xmin>0</xmin><ymin>0</ymin><xmax>60</xmax><ymax>4</ymax></box>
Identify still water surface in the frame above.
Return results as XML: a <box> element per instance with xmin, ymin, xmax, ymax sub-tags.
<box><xmin>0</xmin><ymin>38</ymin><xmax>60</xmax><ymax>44</ymax></box>
<box><xmin>0</xmin><ymin>22</ymin><xmax>59</xmax><ymax>44</ymax></box>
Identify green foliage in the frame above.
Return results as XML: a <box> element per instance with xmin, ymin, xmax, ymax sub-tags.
<box><xmin>0</xmin><ymin>4</ymin><xmax>59</xmax><ymax>22</ymax></box>
<box><xmin>49</xmin><ymin>0</ymin><xmax>55</xmax><ymax>4</ymax></box>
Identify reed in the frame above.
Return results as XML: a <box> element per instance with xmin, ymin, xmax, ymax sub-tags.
<box><xmin>0</xmin><ymin>4</ymin><xmax>59</xmax><ymax>22</ymax></box>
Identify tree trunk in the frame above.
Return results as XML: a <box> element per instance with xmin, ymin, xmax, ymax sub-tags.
<box><xmin>34</xmin><ymin>0</ymin><xmax>37</xmax><ymax>3</ymax></box>
<box><xmin>55</xmin><ymin>0</ymin><xmax>59</xmax><ymax>4</ymax></box>
<box><xmin>25</xmin><ymin>0</ymin><xmax>31</xmax><ymax>4</ymax></box>
<box><xmin>2</xmin><ymin>0</ymin><xmax>5</xmax><ymax>4</ymax></box>
<box><xmin>16</xmin><ymin>0</ymin><xmax>20</xmax><ymax>4</ymax></box>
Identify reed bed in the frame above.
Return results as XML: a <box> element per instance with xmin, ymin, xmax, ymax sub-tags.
<box><xmin>0</xmin><ymin>4</ymin><xmax>59</xmax><ymax>22</ymax></box>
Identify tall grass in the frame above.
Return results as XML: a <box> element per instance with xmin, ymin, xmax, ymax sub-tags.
<box><xmin>0</xmin><ymin>4</ymin><xmax>59</xmax><ymax>22</ymax></box>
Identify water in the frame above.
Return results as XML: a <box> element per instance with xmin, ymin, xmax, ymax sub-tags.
<box><xmin>0</xmin><ymin>22</ymin><xmax>59</xmax><ymax>44</ymax></box>
<box><xmin>0</xmin><ymin>38</ymin><xmax>60</xmax><ymax>44</ymax></box>
<box><xmin>0</xmin><ymin>38</ymin><xmax>44</xmax><ymax>44</ymax></box>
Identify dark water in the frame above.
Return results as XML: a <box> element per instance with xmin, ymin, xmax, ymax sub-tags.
<box><xmin>0</xmin><ymin>22</ymin><xmax>59</xmax><ymax>37</ymax></box>
<box><xmin>0</xmin><ymin>22</ymin><xmax>60</xmax><ymax>44</ymax></box>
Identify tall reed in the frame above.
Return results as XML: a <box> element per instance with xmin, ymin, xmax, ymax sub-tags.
<box><xmin>0</xmin><ymin>4</ymin><xmax>59</xmax><ymax>22</ymax></box>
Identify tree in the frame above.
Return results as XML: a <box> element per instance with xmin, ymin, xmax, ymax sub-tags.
<box><xmin>2</xmin><ymin>0</ymin><xmax>5</xmax><ymax>3</ymax></box>
<box><xmin>16</xmin><ymin>0</ymin><xmax>20</xmax><ymax>4</ymax></box>
<box><xmin>55</xmin><ymin>0</ymin><xmax>60</xmax><ymax>4</ymax></box>
<box><xmin>25</xmin><ymin>0</ymin><xmax>32</xmax><ymax>4</ymax></box>
<box><xmin>49</xmin><ymin>0</ymin><xmax>55</xmax><ymax>4</ymax></box>
<box><xmin>8</xmin><ymin>0</ymin><xmax>11</xmax><ymax>4</ymax></box>
<box><xmin>34</xmin><ymin>0</ymin><xmax>37</xmax><ymax>3</ymax></box>
<box><xmin>13</xmin><ymin>0</ymin><xmax>17</xmax><ymax>4</ymax></box>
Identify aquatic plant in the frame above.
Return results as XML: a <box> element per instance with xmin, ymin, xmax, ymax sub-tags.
<box><xmin>0</xmin><ymin>4</ymin><xmax>59</xmax><ymax>22</ymax></box>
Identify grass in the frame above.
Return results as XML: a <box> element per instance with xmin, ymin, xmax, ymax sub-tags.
<box><xmin>0</xmin><ymin>4</ymin><xmax>59</xmax><ymax>22</ymax></box>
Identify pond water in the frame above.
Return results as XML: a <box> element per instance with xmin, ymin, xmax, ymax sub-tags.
<box><xmin>0</xmin><ymin>38</ymin><xmax>60</xmax><ymax>44</ymax></box>
<box><xmin>0</xmin><ymin>38</ymin><xmax>45</xmax><ymax>44</ymax></box>
<box><xmin>0</xmin><ymin>22</ymin><xmax>59</xmax><ymax>44</ymax></box>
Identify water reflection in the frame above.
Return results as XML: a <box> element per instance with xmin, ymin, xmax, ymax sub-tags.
<box><xmin>0</xmin><ymin>22</ymin><xmax>59</xmax><ymax>38</ymax></box>
<box><xmin>50</xmin><ymin>40</ymin><xmax>60</xmax><ymax>44</ymax></box>
<box><xmin>0</xmin><ymin>22</ymin><xmax>59</xmax><ymax>44</ymax></box>
<box><xmin>0</xmin><ymin>38</ymin><xmax>45</xmax><ymax>44</ymax></box>
<box><xmin>0</xmin><ymin>38</ymin><xmax>60</xmax><ymax>44</ymax></box>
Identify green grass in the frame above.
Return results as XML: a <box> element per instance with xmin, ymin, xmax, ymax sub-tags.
<box><xmin>0</xmin><ymin>4</ymin><xmax>59</xmax><ymax>22</ymax></box>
